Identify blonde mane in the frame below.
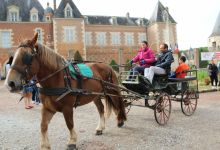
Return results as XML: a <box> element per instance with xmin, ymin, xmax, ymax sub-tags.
<box><xmin>37</xmin><ymin>43</ymin><xmax>65</xmax><ymax>70</ymax></box>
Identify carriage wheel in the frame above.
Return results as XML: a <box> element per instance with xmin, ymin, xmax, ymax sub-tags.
<box><xmin>154</xmin><ymin>92</ymin><xmax>171</xmax><ymax>125</ymax></box>
<box><xmin>181</xmin><ymin>89</ymin><xmax>198</xmax><ymax>116</ymax></box>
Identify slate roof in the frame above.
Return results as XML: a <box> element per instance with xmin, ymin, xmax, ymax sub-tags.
<box><xmin>54</xmin><ymin>0</ymin><xmax>82</xmax><ymax>18</ymax></box>
<box><xmin>150</xmin><ymin>1</ymin><xmax>176</xmax><ymax>24</ymax></box>
<box><xmin>84</xmin><ymin>15</ymin><xmax>148</xmax><ymax>26</ymax></box>
<box><xmin>0</xmin><ymin>0</ymin><xmax>44</xmax><ymax>21</ymax></box>
<box><xmin>210</xmin><ymin>11</ymin><xmax>220</xmax><ymax>37</ymax></box>
<box><xmin>45</xmin><ymin>6</ymin><xmax>54</xmax><ymax>14</ymax></box>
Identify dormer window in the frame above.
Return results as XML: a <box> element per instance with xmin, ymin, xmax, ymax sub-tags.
<box><xmin>30</xmin><ymin>7</ymin><xmax>39</xmax><ymax>22</ymax></box>
<box><xmin>64</xmin><ymin>3</ymin><xmax>73</xmax><ymax>18</ymax></box>
<box><xmin>46</xmin><ymin>16</ymin><xmax>51</xmax><ymax>21</ymax></box>
<box><xmin>136</xmin><ymin>19</ymin><xmax>144</xmax><ymax>26</ymax></box>
<box><xmin>109</xmin><ymin>17</ymin><xmax>117</xmax><ymax>25</ymax></box>
<box><xmin>8</xmin><ymin>5</ymin><xmax>19</xmax><ymax>22</ymax></box>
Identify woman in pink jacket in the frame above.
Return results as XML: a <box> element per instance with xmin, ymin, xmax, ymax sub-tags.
<box><xmin>130</xmin><ymin>41</ymin><xmax>156</xmax><ymax>77</ymax></box>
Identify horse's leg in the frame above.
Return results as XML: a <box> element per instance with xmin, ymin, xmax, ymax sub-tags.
<box><xmin>63</xmin><ymin>107</ymin><xmax>77</xmax><ymax>150</ymax></box>
<box><xmin>40</xmin><ymin>108</ymin><xmax>55</xmax><ymax>150</ymax></box>
<box><xmin>93</xmin><ymin>97</ymin><xmax>105</xmax><ymax>135</ymax></box>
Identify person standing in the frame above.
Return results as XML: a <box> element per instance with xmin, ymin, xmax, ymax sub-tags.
<box><xmin>129</xmin><ymin>41</ymin><xmax>155</xmax><ymax>77</ymax></box>
<box><xmin>207</xmin><ymin>59</ymin><xmax>219</xmax><ymax>89</ymax></box>
<box><xmin>23</xmin><ymin>81</ymin><xmax>34</xmax><ymax>109</ymax></box>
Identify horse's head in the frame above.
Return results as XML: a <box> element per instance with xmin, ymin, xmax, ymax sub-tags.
<box><xmin>5</xmin><ymin>33</ymin><xmax>40</xmax><ymax>92</ymax></box>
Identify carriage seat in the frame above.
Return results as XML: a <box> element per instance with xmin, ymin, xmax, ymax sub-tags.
<box><xmin>168</xmin><ymin>76</ymin><xmax>196</xmax><ymax>82</ymax></box>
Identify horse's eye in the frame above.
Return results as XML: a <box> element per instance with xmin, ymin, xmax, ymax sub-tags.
<box><xmin>22</xmin><ymin>53</ymin><xmax>33</xmax><ymax>65</ymax></box>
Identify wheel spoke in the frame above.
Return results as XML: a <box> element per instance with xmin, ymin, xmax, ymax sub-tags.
<box><xmin>163</xmin><ymin>110</ymin><xmax>169</xmax><ymax>119</ymax></box>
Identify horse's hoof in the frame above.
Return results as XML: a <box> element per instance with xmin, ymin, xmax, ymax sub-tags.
<box><xmin>66</xmin><ymin>144</ymin><xmax>77</xmax><ymax>150</ymax></box>
<box><xmin>95</xmin><ymin>130</ymin><xmax>102</xmax><ymax>135</ymax></box>
<box><xmin>117</xmin><ymin>121</ymin><xmax>124</xmax><ymax>127</ymax></box>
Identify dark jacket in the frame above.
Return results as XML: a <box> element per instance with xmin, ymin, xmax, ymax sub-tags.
<box><xmin>207</xmin><ymin>64</ymin><xmax>218</xmax><ymax>76</ymax></box>
<box><xmin>155</xmin><ymin>50</ymin><xmax>174</xmax><ymax>73</ymax></box>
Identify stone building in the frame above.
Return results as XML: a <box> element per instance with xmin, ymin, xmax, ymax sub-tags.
<box><xmin>208</xmin><ymin>10</ymin><xmax>220</xmax><ymax>51</ymax></box>
<box><xmin>0</xmin><ymin>0</ymin><xmax>177</xmax><ymax>77</ymax></box>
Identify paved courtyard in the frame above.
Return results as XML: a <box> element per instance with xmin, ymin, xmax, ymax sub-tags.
<box><xmin>0</xmin><ymin>80</ymin><xmax>220</xmax><ymax>150</ymax></box>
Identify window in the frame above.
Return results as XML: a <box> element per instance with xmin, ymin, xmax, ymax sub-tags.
<box><xmin>96</xmin><ymin>32</ymin><xmax>106</xmax><ymax>46</ymax></box>
<box><xmin>85</xmin><ymin>32</ymin><xmax>92</xmax><ymax>46</ymax></box>
<box><xmin>124</xmin><ymin>32</ymin><xmax>134</xmax><ymax>46</ymax></box>
<box><xmin>35</xmin><ymin>28</ymin><xmax>43</xmax><ymax>44</ymax></box>
<box><xmin>110</xmin><ymin>32</ymin><xmax>120</xmax><ymax>45</ymax></box>
<box><xmin>64</xmin><ymin>4</ymin><xmax>73</xmax><ymax>18</ymax></box>
<box><xmin>31</xmin><ymin>14</ymin><xmax>38</xmax><ymax>22</ymax></box>
<box><xmin>138</xmin><ymin>33</ymin><xmax>147</xmax><ymax>43</ymax></box>
<box><xmin>8</xmin><ymin>5</ymin><xmax>19</xmax><ymax>22</ymax></box>
<box><xmin>46</xmin><ymin>16</ymin><xmax>50</xmax><ymax>21</ymax></box>
<box><xmin>64</xmin><ymin>26</ymin><xmax>76</xmax><ymax>43</ymax></box>
<box><xmin>68</xmin><ymin>49</ymin><xmax>74</xmax><ymax>59</ymax></box>
<box><xmin>30</xmin><ymin>7</ymin><xmax>39</xmax><ymax>22</ymax></box>
<box><xmin>212</xmin><ymin>42</ymin><xmax>216</xmax><ymax>48</ymax></box>
<box><xmin>0</xmin><ymin>31</ymin><xmax>11</xmax><ymax>48</ymax></box>
<box><xmin>10</xmin><ymin>12</ymin><xmax>18</xmax><ymax>21</ymax></box>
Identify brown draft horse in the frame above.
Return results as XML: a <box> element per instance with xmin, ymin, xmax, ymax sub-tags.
<box><xmin>5</xmin><ymin>33</ymin><xmax>126</xmax><ymax>150</ymax></box>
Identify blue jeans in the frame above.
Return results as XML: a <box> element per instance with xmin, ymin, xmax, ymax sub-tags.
<box><xmin>129</xmin><ymin>66</ymin><xmax>145</xmax><ymax>78</ymax></box>
<box><xmin>32</xmin><ymin>86</ymin><xmax>40</xmax><ymax>103</ymax></box>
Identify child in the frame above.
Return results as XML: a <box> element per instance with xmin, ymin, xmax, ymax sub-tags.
<box><xmin>23</xmin><ymin>81</ymin><xmax>34</xmax><ymax>109</ymax></box>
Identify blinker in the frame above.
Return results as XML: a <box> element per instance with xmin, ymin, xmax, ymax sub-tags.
<box><xmin>22</xmin><ymin>53</ymin><xmax>33</xmax><ymax>65</ymax></box>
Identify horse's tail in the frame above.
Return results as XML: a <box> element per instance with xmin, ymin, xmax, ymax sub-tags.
<box><xmin>104</xmin><ymin>67</ymin><xmax>127</xmax><ymax>122</ymax></box>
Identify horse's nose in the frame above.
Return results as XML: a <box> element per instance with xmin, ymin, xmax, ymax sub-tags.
<box><xmin>8</xmin><ymin>81</ymin><xmax>16</xmax><ymax>89</ymax></box>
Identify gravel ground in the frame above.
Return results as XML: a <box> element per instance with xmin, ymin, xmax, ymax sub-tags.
<box><xmin>0</xmin><ymin>80</ymin><xmax>220</xmax><ymax>150</ymax></box>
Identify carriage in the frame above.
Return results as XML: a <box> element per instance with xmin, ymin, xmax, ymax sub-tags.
<box><xmin>119</xmin><ymin>67</ymin><xmax>199</xmax><ymax>125</ymax></box>
<box><xmin>5</xmin><ymin>33</ymin><xmax>199</xmax><ymax>149</ymax></box>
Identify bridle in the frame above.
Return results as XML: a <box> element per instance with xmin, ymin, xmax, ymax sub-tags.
<box><xmin>10</xmin><ymin>44</ymin><xmax>38</xmax><ymax>83</ymax></box>
<box><xmin>10</xmin><ymin>44</ymin><xmax>68</xmax><ymax>86</ymax></box>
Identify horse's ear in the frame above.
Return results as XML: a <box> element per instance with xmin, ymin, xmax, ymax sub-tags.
<box><xmin>31</xmin><ymin>33</ymin><xmax>38</xmax><ymax>46</ymax></box>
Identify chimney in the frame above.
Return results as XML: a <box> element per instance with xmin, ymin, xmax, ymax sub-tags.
<box><xmin>53</xmin><ymin>0</ymin><xmax>56</xmax><ymax>11</ymax></box>
<box><xmin>126</xmin><ymin>12</ymin><xmax>130</xmax><ymax>18</ymax></box>
<box><xmin>47</xmin><ymin>2</ymin><xmax>49</xmax><ymax>7</ymax></box>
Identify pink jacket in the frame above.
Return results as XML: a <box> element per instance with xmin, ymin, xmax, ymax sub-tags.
<box><xmin>132</xmin><ymin>47</ymin><xmax>156</xmax><ymax>67</ymax></box>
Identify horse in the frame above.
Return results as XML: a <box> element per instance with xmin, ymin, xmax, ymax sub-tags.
<box><xmin>5</xmin><ymin>33</ymin><xmax>126</xmax><ymax>150</ymax></box>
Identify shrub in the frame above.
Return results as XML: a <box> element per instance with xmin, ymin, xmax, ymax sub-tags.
<box><xmin>110</xmin><ymin>59</ymin><xmax>119</xmax><ymax>72</ymax></box>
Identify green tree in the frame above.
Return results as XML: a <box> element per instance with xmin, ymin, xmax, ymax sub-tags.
<box><xmin>109</xmin><ymin>59</ymin><xmax>119</xmax><ymax>72</ymax></box>
<box><xmin>74</xmin><ymin>51</ymin><xmax>83</xmax><ymax>63</ymax></box>
<box><xmin>198</xmin><ymin>47</ymin><xmax>209</xmax><ymax>68</ymax></box>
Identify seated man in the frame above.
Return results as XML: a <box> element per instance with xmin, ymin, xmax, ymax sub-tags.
<box><xmin>144</xmin><ymin>43</ymin><xmax>174</xmax><ymax>84</ymax></box>
<box><xmin>175</xmin><ymin>56</ymin><xmax>190</xmax><ymax>78</ymax></box>
<box><xmin>129</xmin><ymin>41</ymin><xmax>155</xmax><ymax>77</ymax></box>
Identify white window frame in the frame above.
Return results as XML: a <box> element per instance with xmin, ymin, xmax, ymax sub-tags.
<box><xmin>8</xmin><ymin>5</ymin><xmax>19</xmax><ymax>22</ymax></box>
<box><xmin>30</xmin><ymin>7</ymin><xmax>39</xmax><ymax>22</ymax></box>
<box><xmin>64</xmin><ymin>3</ymin><xmax>73</xmax><ymax>18</ymax></box>
<box><xmin>110</xmin><ymin>32</ymin><xmax>121</xmax><ymax>46</ymax></box>
<box><xmin>35</xmin><ymin>28</ymin><xmax>43</xmax><ymax>44</ymax></box>
<box><xmin>124</xmin><ymin>32</ymin><xmax>134</xmax><ymax>46</ymax></box>
<box><xmin>0</xmin><ymin>31</ymin><xmax>11</xmax><ymax>48</ymax></box>
<box><xmin>31</xmin><ymin>13</ymin><xmax>38</xmax><ymax>22</ymax></box>
<box><xmin>63</xmin><ymin>26</ymin><xmax>76</xmax><ymax>43</ymax></box>
<box><xmin>138</xmin><ymin>33</ymin><xmax>147</xmax><ymax>43</ymax></box>
<box><xmin>96</xmin><ymin>32</ymin><xmax>106</xmax><ymax>46</ymax></box>
<box><xmin>85</xmin><ymin>32</ymin><xmax>92</xmax><ymax>46</ymax></box>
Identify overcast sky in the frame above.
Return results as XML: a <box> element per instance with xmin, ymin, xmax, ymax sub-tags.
<box><xmin>39</xmin><ymin>0</ymin><xmax>220</xmax><ymax>50</ymax></box>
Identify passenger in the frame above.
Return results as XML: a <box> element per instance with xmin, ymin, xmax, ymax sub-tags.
<box><xmin>175</xmin><ymin>56</ymin><xmax>190</xmax><ymax>78</ymax></box>
<box><xmin>129</xmin><ymin>41</ymin><xmax>155</xmax><ymax>78</ymax></box>
<box><xmin>170</xmin><ymin>56</ymin><xmax>190</xmax><ymax>78</ymax></box>
<box><xmin>144</xmin><ymin>43</ymin><xmax>174</xmax><ymax>84</ymax></box>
